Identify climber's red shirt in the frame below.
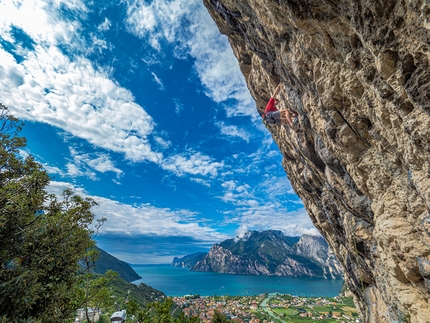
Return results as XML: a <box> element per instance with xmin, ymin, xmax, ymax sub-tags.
<box><xmin>265</xmin><ymin>97</ymin><xmax>278</xmax><ymax>114</ymax></box>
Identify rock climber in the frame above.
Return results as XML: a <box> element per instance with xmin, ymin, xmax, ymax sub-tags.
<box><xmin>262</xmin><ymin>83</ymin><xmax>298</xmax><ymax>131</ymax></box>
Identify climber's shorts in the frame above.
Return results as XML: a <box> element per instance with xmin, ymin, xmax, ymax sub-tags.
<box><xmin>265</xmin><ymin>111</ymin><xmax>281</xmax><ymax>125</ymax></box>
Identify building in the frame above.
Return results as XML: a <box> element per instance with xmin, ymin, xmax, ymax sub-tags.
<box><xmin>75</xmin><ymin>308</ymin><xmax>101</xmax><ymax>322</ymax></box>
<box><xmin>110</xmin><ymin>310</ymin><xmax>127</xmax><ymax>323</ymax></box>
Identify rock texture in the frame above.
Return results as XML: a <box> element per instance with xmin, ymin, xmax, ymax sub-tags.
<box><xmin>171</xmin><ymin>252</ymin><xmax>207</xmax><ymax>268</ymax></box>
<box><xmin>191</xmin><ymin>230</ymin><xmax>343</xmax><ymax>278</ymax></box>
<box><xmin>203</xmin><ymin>1</ymin><xmax>430</xmax><ymax>322</ymax></box>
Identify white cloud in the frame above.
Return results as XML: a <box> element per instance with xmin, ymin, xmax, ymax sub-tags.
<box><xmin>216</xmin><ymin>122</ymin><xmax>251</xmax><ymax>142</ymax></box>
<box><xmin>44</xmin><ymin>148</ymin><xmax>123</xmax><ymax>180</ymax></box>
<box><xmin>90</xmin><ymin>34</ymin><xmax>110</xmax><ymax>53</ymax></box>
<box><xmin>172</xmin><ymin>98</ymin><xmax>184</xmax><ymax>115</ymax></box>
<box><xmin>154</xmin><ymin>136</ymin><xmax>172</xmax><ymax>149</ymax></box>
<box><xmin>125</xmin><ymin>0</ymin><xmax>257</xmax><ymax>118</ymax></box>
<box><xmin>217</xmin><ymin>175</ymin><xmax>314</xmax><ymax>236</ymax></box>
<box><xmin>225</xmin><ymin>205</ymin><xmax>318</xmax><ymax>237</ymax></box>
<box><xmin>84</xmin><ymin>154</ymin><xmax>123</xmax><ymax>176</ymax></box>
<box><xmin>235</xmin><ymin>224</ymin><xmax>249</xmax><ymax>239</ymax></box>
<box><xmin>219</xmin><ymin>180</ymin><xmax>253</xmax><ymax>204</ymax></box>
<box><xmin>190</xmin><ymin>177</ymin><xmax>211</xmax><ymax>187</ymax></box>
<box><xmin>151</xmin><ymin>72</ymin><xmax>164</xmax><ymax>89</ymax></box>
<box><xmin>98</xmin><ymin>18</ymin><xmax>111</xmax><ymax>32</ymax></box>
<box><xmin>126</xmin><ymin>3</ymin><xmax>158</xmax><ymax>38</ymax></box>
<box><xmin>0</xmin><ymin>0</ymin><xmax>162</xmax><ymax>163</ymax></box>
<box><xmin>0</xmin><ymin>46</ymin><xmax>161</xmax><ymax>163</ymax></box>
<box><xmin>43</xmin><ymin>164</ymin><xmax>65</xmax><ymax>175</ymax></box>
<box><xmin>65</xmin><ymin>162</ymin><xmax>96</xmax><ymax>179</ymax></box>
<box><xmin>47</xmin><ymin>181</ymin><xmax>229</xmax><ymax>242</ymax></box>
<box><xmin>0</xmin><ymin>1</ymin><xmax>78</xmax><ymax>45</ymax></box>
<box><xmin>162</xmin><ymin>151</ymin><xmax>224</xmax><ymax>177</ymax></box>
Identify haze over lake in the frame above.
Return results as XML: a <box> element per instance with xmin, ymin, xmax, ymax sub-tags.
<box><xmin>131</xmin><ymin>265</ymin><xmax>343</xmax><ymax>297</ymax></box>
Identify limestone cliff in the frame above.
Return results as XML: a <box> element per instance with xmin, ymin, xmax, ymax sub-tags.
<box><xmin>190</xmin><ymin>231</ymin><xmax>342</xmax><ymax>278</ymax></box>
<box><xmin>171</xmin><ymin>252</ymin><xmax>207</xmax><ymax>268</ymax></box>
<box><xmin>203</xmin><ymin>1</ymin><xmax>430</xmax><ymax>322</ymax></box>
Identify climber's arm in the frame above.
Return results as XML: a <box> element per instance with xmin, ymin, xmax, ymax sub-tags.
<box><xmin>272</xmin><ymin>83</ymin><xmax>281</xmax><ymax>98</ymax></box>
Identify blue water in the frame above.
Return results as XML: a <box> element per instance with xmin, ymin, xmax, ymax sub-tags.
<box><xmin>131</xmin><ymin>264</ymin><xmax>343</xmax><ymax>297</ymax></box>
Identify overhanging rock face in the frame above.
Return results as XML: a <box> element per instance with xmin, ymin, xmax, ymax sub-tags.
<box><xmin>203</xmin><ymin>0</ymin><xmax>430</xmax><ymax>322</ymax></box>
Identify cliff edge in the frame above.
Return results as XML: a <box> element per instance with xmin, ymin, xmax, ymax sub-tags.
<box><xmin>203</xmin><ymin>1</ymin><xmax>430</xmax><ymax>322</ymax></box>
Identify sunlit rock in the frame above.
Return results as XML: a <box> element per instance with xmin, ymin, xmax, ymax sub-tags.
<box><xmin>203</xmin><ymin>0</ymin><xmax>430</xmax><ymax>321</ymax></box>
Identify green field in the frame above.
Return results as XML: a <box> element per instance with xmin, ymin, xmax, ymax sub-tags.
<box><xmin>341</xmin><ymin>306</ymin><xmax>358</xmax><ymax>313</ymax></box>
<box><xmin>313</xmin><ymin>305</ymin><xmax>333</xmax><ymax>312</ymax></box>
<box><xmin>283</xmin><ymin>318</ymin><xmax>338</xmax><ymax>323</ymax></box>
<box><xmin>272</xmin><ymin>307</ymin><xmax>298</xmax><ymax>315</ymax></box>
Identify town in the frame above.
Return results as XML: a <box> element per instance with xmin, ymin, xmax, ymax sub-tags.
<box><xmin>173</xmin><ymin>294</ymin><xmax>361</xmax><ymax>323</ymax></box>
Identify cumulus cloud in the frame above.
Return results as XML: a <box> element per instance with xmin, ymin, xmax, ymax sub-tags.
<box><xmin>44</xmin><ymin>148</ymin><xmax>123</xmax><ymax>180</ymax></box>
<box><xmin>47</xmin><ymin>181</ymin><xmax>229</xmax><ymax>242</ymax></box>
<box><xmin>98</xmin><ymin>18</ymin><xmax>112</xmax><ymax>32</ymax></box>
<box><xmin>0</xmin><ymin>0</ymin><xmax>83</xmax><ymax>46</ymax></box>
<box><xmin>190</xmin><ymin>177</ymin><xmax>211</xmax><ymax>187</ymax></box>
<box><xmin>219</xmin><ymin>180</ymin><xmax>254</xmax><ymax>204</ymax></box>
<box><xmin>162</xmin><ymin>151</ymin><xmax>224</xmax><ymax>177</ymax></box>
<box><xmin>0</xmin><ymin>0</ymin><xmax>163</xmax><ymax>163</ymax></box>
<box><xmin>1</xmin><ymin>0</ymin><xmax>232</xmax><ymax>182</ymax></box>
<box><xmin>225</xmin><ymin>205</ymin><xmax>319</xmax><ymax>237</ymax></box>
<box><xmin>235</xmin><ymin>224</ymin><xmax>249</xmax><ymax>239</ymax></box>
<box><xmin>216</xmin><ymin>122</ymin><xmax>251</xmax><ymax>142</ymax></box>
<box><xmin>218</xmin><ymin>176</ymin><xmax>314</xmax><ymax>237</ymax></box>
<box><xmin>83</xmin><ymin>154</ymin><xmax>123</xmax><ymax>176</ymax></box>
<box><xmin>0</xmin><ymin>46</ymin><xmax>161</xmax><ymax>162</ymax></box>
<box><xmin>125</xmin><ymin>0</ymin><xmax>257</xmax><ymax>118</ymax></box>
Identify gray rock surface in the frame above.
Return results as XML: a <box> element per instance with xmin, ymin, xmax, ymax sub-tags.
<box><xmin>203</xmin><ymin>0</ymin><xmax>430</xmax><ymax>322</ymax></box>
<box><xmin>191</xmin><ymin>231</ymin><xmax>342</xmax><ymax>278</ymax></box>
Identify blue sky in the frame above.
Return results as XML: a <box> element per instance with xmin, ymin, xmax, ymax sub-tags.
<box><xmin>0</xmin><ymin>0</ymin><xmax>318</xmax><ymax>264</ymax></box>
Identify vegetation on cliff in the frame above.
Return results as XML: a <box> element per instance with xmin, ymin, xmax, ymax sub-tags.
<box><xmin>88</xmin><ymin>246</ymin><xmax>142</xmax><ymax>282</ymax></box>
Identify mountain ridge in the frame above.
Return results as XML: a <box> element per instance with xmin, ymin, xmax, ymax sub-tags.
<box><xmin>78</xmin><ymin>246</ymin><xmax>142</xmax><ymax>283</ymax></box>
<box><xmin>173</xmin><ymin>230</ymin><xmax>342</xmax><ymax>279</ymax></box>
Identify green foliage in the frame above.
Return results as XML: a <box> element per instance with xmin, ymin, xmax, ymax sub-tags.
<box><xmin>210</xmin><ymin>310</ymin><xmax>232</xmax><ymax>323</ymax></box>
<box><xmin>339</xmin><ymin>296</ymin><xmax>355</xmax><ymax>308</ymax></box>
<box><xmin>108</xmin><ymin>276</ymin><xmax>165</xmax><ymax>309</ymax></box>
<box><xmin>136</xmin><ymin>298</ymin><xmax>199</xmax><ymax>323</ymax></box>
<box><xmin>78</xmin><ymin>270</ymin><xmax>118</xmax><ymax>322</ymax></box>
<box><xmin>0</xmin><ymin>105</ymin><xmax>98</xmax><ymax>322</ymax></box>
<box><xmin>90</xmin><ymin>246</ymin><xmax>141</xmax><ymax>282</ymax></box>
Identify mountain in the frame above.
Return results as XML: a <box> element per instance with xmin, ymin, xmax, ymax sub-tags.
<box><xmin>185</xmin><ymin>231</ymin><xmax>342</xmax><ymax>279</ymax></box>
<box><xmin>86</xmin><ymin>247</ymin><xmax>165</xmax><ymax>308</ymax></box>
<box><xmin>109</xmin><ymin>276</ymin><xmax>165</xmax><ymax>308</ymax></box>
<box><xmin>294</xmin><ymin>234</ymin><xmax>343</xmax><ymax>279</ymax></box>
<box><xmin>172</xmin><ymin>252</ymin><xmax>207</xmax><ymax>268</ymax></box>
<box><xmin>203</xmin><ymin>0</ymin><xmax>430</xmax><ymax>321</ymax></box>
<box><xmin>79</xmin><ymin>246</ymin><xmax>142</xmax><ymax>282</ymax></box>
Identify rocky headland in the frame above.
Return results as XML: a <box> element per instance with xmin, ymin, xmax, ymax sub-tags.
<box><xmin>203</xmin><ymin>1</ymin><xmax>430</xmax><ymax>322</ymax></box>
<box><xmin>174</xmin><ymin>231</ymin><xmax>343</xmax><ymax>279</ymax></box>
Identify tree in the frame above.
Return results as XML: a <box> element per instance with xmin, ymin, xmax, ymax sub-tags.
<box><xmin>137</xmin><ymin>298</ymin><xmax>200</xmax><ymax>323</ymax></box>
<box><xmin>0</xmin><ymin>104</ymin><xmax>99</xmax><ymax>322</ymax></box>
<box><xmin>210</xmin><ymin>310</ymin><xmax>232</xmax><ymax>323</ymax></box>
<box><xmin>78</xmin><ymin>268</ymin><xmax>118</xmax><ymax>323</ymax></box>
<box><xmin>76</xmin><ymin>223</ymin><xmax>117</xmax><ymax>323</ymax></box>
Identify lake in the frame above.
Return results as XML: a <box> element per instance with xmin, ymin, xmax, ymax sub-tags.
<box><xmin>131</xmin><ymin>264</ymin><xmax>343</xmax><ymax>297</ymax></box>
